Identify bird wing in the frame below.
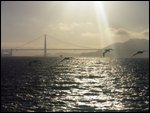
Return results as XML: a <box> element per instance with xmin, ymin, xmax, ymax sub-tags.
<box><xmin>132</xmin><ymin>52</ymin><xmax>139</xmax><ymax>56</ymax></box>
<box><xmin>103</xmin><ymin>51</ymin><xmax>106</xmax><ymax>57</ymax></box>
<box><xmin>103</xmin><ymin>51</ymin><xmax>109</xmax><ymax>57</ymax></box>
<box><xmin>60</xmin><ymin>58</ymin><xmax>65</xmax><ymax>62</ymax></box>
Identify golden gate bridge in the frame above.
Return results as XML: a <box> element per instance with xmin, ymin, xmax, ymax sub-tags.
<box><xmin>1</xmin><ymin>34</ymin><xmax>100</xmax><ymax>57</ymax></box>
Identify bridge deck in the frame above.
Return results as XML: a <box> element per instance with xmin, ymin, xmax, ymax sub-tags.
<box><xmin>2</xmin><ymin>49</ymin><xmax>100</xmax><ymax>51</ymax></box>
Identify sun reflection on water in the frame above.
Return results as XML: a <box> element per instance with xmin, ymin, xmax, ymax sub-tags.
<box><xmin>1</xmin><ymin>57</ymin><xmax>149</xmax><ymax>112</ymax></box>
<box><xmin>58</xmin><ymin>58</ymin><xmax>126</xmax><ymax>111</ymax></box>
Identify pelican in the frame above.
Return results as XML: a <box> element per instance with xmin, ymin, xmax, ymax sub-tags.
<box><xmin>132</xmin><ymin>50</ymin><xmax>148</xmax><ymax>57</ymax></box>
<box><xmin>103</xmin><ymin>48</ymin><xmax>113</xmax><ymax>57</ymax></box>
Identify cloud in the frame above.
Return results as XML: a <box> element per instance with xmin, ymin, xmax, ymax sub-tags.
<box><xmin>108</xmin><ymin>28</ymin><xmax>130</xmax><ymax>37</ymax></box>
<box><xmin>108</xmin><ymin>27</ymin><xmax>149</xmax><ymax>40</ymax></box>
<box><xmin>80</xmin><ymin>32</ymin><xmax>98</xmax><ymax>38</ymax></box>
<box><xmin>131</xmin><ymin>29</ymin><xmax>149</xmax><ymax>39</ymax></box>
<box><xmin>48</xmin><ymin>22</ymin><xmax>95</xmax><ymax>33</ymax></box>
<box><xmin>58</xmin><ymin>23</ymin><xmax>71</xmax><ymax>31</ymax></box>
<box><xmin>115</xmin><ymin>29</ymin><xmax>130</xmax><ymax>36</ymax></box>
<box><xmin>141</xmin><ymin>29</ymin><xmax>149</xmax><ymax>37</ymax></box>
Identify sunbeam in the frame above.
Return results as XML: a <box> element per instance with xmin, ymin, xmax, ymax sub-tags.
<box><xmin>94</xmin><ymin>1</ymin><xmax>115</xmax><ymax>55</ymax></box>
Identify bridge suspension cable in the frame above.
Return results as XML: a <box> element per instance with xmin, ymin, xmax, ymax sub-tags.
<box><xmin>46</xmin><ymin>34</ymin><xmax>95</xmax><ymax>49</ymax></box>
<box><xmin>14</xmin><ymin>35</ymin><xmax>43</xmax><ymax>49</ymax></box>
<box><xmin>13</xmin><ymin>34</ymin><xmax>98</xmax><ymax>50</ymax></box>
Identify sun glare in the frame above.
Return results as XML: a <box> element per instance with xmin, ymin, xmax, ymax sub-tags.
<box><xmin>60</xmin><ymin>1</ymin><xmax>115</xmax><ymax>51</ymax></box>
<box><xmin>94</xmin><ymin>1</ymin><xmax>108</xmax><ymax>27</ymax></box>
<box><xmin>94</xmin><ymin>1</ymin><xmax>115</xmax><ymax>52</ymax></box>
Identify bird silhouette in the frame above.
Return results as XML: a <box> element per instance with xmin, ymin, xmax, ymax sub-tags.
<box><xmin>132</xmin><ymin>50</ymin><xmax>148</xmax><ymax>57</ymax></box>
<box><xmin>103</xmin><ymin>48</ymin><xmax>113</xmax><ymax>57</ymax></box>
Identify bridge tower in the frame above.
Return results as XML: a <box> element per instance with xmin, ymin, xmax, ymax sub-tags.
<box><xmin>44</xmin><ymin>34</ymin><xmax>47</xmax><ymax>57</ymax></box>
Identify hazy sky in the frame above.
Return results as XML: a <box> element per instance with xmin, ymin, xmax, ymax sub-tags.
<box><xmin>1</xmin><ymin>1</ymin><xmax>149</xmax><ymax>49</ymax></box>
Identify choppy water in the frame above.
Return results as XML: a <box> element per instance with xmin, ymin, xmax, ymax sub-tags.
<box><xmin>1</xmin><ymin>57</ymin><xmax>149</xmax><ymax>112</ymax></box>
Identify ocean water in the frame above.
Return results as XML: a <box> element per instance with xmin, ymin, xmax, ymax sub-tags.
<box><xmin>1</xmin><ymin>57</ymin><xmax>149</xmax><ymax>112</ymax></box>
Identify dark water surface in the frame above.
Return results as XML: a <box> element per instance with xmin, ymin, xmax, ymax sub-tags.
<box><xmin>1</xmin><ymin>57</ymin><xmax>149</xmax><ymax>112</ymax></box>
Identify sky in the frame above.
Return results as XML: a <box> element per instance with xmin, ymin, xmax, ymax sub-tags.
<box><xmin>1</xmin><ymin>1</ymin><xmax>149</xmax><ymax>49</ymax></box>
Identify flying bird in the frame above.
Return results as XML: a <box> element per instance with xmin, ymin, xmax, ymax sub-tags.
<box><xmin>132</xmin><ymin>50</ymin><xmax>148</xmax><ymax>57</ymax></box>
<box><xmin>103</xmin><ymin>48</ymin><xmax>113</xmax><ymax>57</ymax></box>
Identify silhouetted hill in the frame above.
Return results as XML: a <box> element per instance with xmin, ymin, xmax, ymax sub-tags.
<box><xmin>80</xmin><ymin>39</ymin><xmax>149</xmax><ymax>58</ymax></box>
